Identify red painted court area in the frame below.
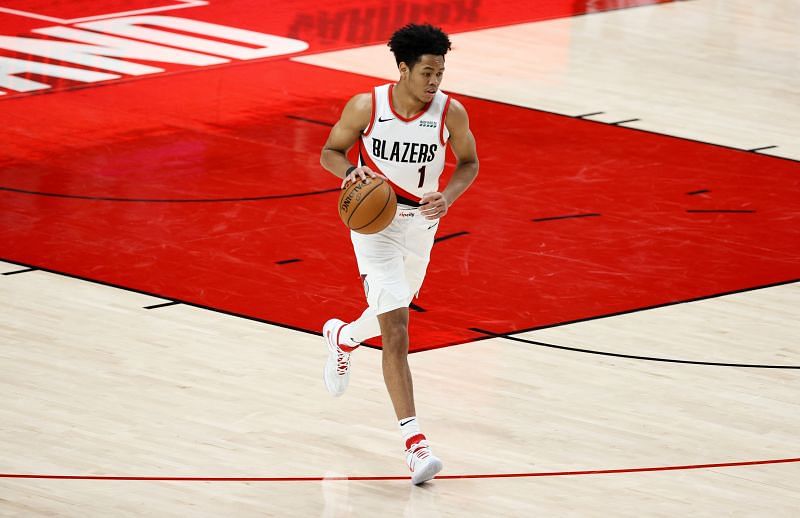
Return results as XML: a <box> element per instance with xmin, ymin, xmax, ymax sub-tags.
<box><xmin>1</xmin><ymin>0</ymin><xmax>798</xmax><ymax>351</ymax></box>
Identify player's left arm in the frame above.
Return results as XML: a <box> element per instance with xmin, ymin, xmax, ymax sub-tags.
<box><xmin>420</xmin><ymin>98</ymin><xmax>479</xmax><ymax>220</ymax></box>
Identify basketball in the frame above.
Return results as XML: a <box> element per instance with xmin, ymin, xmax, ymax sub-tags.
<box><xmin>338</xmin><ymin>177</ymin><xmax>397</xmax><ymax>234</ymax></box>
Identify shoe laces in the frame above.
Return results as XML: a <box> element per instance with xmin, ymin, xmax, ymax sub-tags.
<box><xmin>336</xmin><ymin>349</ymin><xmax>350</xmax><ymax>376</ymax></box>
<box><xmin>406</xmin><ymin>440</ymin><xmax>431</xmax><ymax>467</ymax></box>
<box><xmin>327</xmin><ymin>328</ymin><xmax>351</xmax><ymax>376</ymax></box>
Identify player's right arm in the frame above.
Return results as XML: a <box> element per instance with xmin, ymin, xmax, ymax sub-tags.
<box><xmin>320</xmin><ymin>93</ymin><xmax>383</xmax><ymax>188</ymax></box>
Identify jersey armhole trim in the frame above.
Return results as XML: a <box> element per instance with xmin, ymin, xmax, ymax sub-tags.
<box><xmin>363</xmin><ymin>88</ymin><xmax>377</xmax><ymax>137</ymax></box>
<box><xmin>439</xmin><ymin>95</ymin><xmax>452</xmax><ymax>146</ymax></box>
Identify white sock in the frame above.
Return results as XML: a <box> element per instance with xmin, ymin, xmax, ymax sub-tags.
<box><xmin>399</xmin><ymin>417</ymin><xmax>424</xmax><ymax>448</ymax></box>
<box><xmin>338</xmin><ymin>323</ymin><xmax>361</xmax><ymax>348</ymax></box>
<box><xmin>342</xmin><ymin>307</ymin><xmax>381</xmax><ymax>344</ymax></box>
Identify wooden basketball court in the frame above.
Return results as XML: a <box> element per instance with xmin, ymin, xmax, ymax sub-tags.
<box><xmin>1</xmin><ymin>0</ymin><xmax>798</xmax><ymax>515</ymax></box>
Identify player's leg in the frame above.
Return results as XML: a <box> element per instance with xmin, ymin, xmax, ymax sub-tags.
<box><xmin>323</xmin><ymin>210</ymin><xmax>442</xmax><ymax>483</ymax></box>
<box><xmin>377</xmin><ymin>305</ymin><xmax>442</xmax><ymax>484</ymax></box>
<box><xmin>377</xmin><ymin>307</ymin><xmax>414</xmax><ymax>417</ymax></box>
<box><xmin>328</xmin><ymin>213</ymin><xmax>436</xmax><ymax>354</ymax></box>
<box><xmin>322</xmin><ymin>223</ymin><xmax>402</xmax><ymax>396</ymax></box>
<box><xmin>377</xmin><ymin>211</ymin><xmax>441</xmax><ymax>483</ymax></box>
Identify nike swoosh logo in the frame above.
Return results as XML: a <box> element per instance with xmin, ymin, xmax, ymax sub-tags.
<box><xmin>399</xmin><ymin>418</ymin><xmax>416</xmax><ymax>426</ymax></box>
<box><xmin>378</xmin><ymin>117</ymin><xmax>395</xmax><ymax>123</ymax></box>
<box><xmin>427</xmin><ymin>223</ymin><xmax>439</xmax><ymax>230</ymax></box>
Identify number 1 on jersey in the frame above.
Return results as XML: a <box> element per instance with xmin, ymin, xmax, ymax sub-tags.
<box><xmin>418</xmin><ymin>165</ymin><xmax>426</xmax><ymax>188</ymax></box>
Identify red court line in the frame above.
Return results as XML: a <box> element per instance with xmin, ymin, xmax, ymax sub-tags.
<box><xmin>2</xmin><ymin>457</ymin><xmax>798</xmax><ymax>482</ymax></box>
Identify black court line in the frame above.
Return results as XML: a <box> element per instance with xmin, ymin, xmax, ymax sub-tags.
<box><xmin>488</xmin><ymin>278</ymin><xmax>800</xmax><ymax>338</ymax></box>
<box><xmin>434</xmin><ymin>231</ymin><xmax>469</xmax><ymax>243</ymax></box>
<box><xmin>0</xmin><ymin>186</ymin><xmax>340</xmax><ymax>203</ymax></box>
<box><xmin>686</xmin><ymin>189</ymin><xmax>710</xmax><ymax>195</ymax></box>
<box><xmin>0</xmin><ymin>257</ymin><xmax>384</xmax><ymax>353</ymax></box>
<box><xmin>275</xmin><ymin>258</ymin><xmax>302</xmax><ymax>265</ymax></box>
<box><xmin>449</xmin><ymin>94</ymin><xmax>800</xmax><ymax>165</ymax></box>
<box><xmin>144</xmin><ymin>301</ymin><xmax>181</xmax><ymax>310</ymax></box>
<box><xmin>748</xmin><ymin>145</ymin><xmax>778</xmax><ymax>153</ymax></box>
<box><xmin>575</xmin><ymin>111</ymin><xmax>605</xmax><ymax>119</ymax></box>
<box><xmin>0</xmin><ymin>257</ymin><xmax>319</xmax><ymax>334</ymax></box>
<box><xmin>532</xmin><ymin>213</ymin><xmax>601</xmax><ymax>222</ymax></box>
<box><xmin>471</xmin><ymin>328</ymin><xmax>800</xmax><ymax>369</ymax></box>
<box><xmin>686</xmin><ymin>209</ymin><xmax>755</xmax><ymax>214</ymax></box>
<box><xmin>610</xmin><ymin>118</ymin><xmax>641</xmax><ymax>126</ymax></box>
<box><xmin>1</xmin><ymin>258</ymin><xmax>797</xmax><ymax>356</ymax></box>
<box><xmin>2</xmin><ymin>268</ymin><xmax>38</xmax><ymax>275</ymax></box>
<box><xmin>286</xmin><ymin>115</ymin><xmax>335</xmax><ymax>127</ymax></box>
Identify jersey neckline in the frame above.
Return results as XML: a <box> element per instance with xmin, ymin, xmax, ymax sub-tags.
<box><xmin>387</xmin><ymin>84</ymin><xmax>434</xmax><ymax>123</ymax></box>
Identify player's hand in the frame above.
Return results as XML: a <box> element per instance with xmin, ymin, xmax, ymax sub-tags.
<box><xmin>420</xmin><ymin>192</ymin><xmax>449</xmax><ymax>220</ymax></box>
<box><xmin>341</xmin><ymin>166</ymin><xmax>387</xmax><ymax>188</ymax></box>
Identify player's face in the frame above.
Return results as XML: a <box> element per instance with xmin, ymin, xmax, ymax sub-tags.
<box><xmin>404</xmin><ymin>54</ymin><xmax>445</xmax><ymax>103</ymax></box>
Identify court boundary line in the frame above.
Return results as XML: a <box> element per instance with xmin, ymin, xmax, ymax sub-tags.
<box><xmin>471</xmin><ymin>329</ymin><xmax>800</xmax><ymax>369</ymax></box>
<box><xmin>485</xmin><ymin>278</ymin><xmax>800</xmax><ymax>339</ymax></box>
<box><xmin>0</xmin><ymin>185</ymin><xmax>340</xmax><ymax>203</ymax></box>
<box><xmin>0</xmin><ymin>257</ymin><xmax>321</xmax><ymax>335</ymax></box>
<box><xmin>1</xmin><ymin>456</ymin><xmax>797</xmax><ymax>482</ymax></box>
<box><xmin>454</xmin><ymin>93</ymin><xmax>800</xmax><ymax>165</ymax></box>
<box><xmin>277</xmin><ymin>64</ymin><xmax>800</xmax><ymax>165</ymax></box>
<box><xmin>2</xmin><ymin>257</ymin><xmax>797</xmax><ymax>355</ymax></box>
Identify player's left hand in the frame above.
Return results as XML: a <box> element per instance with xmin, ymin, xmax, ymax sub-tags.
<box><xmin>420</xmin><ymin>192</ymin><xmax>449</xmax><ymax>220</ymax></box>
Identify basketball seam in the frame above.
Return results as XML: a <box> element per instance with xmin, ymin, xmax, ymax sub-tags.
<box><xmin>352</xmin><ymin>186</ymin><xmax>394</xmax><ymax>231</ymax></box>
<box><xmin>343</xmin><ymin>180</ymin><xmax>384</xmax><ymax>227</ymax></box>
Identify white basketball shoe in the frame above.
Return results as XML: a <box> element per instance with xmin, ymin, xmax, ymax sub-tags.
<box><xmin>323</xmin><ymin>318</ymin><xmax>351</xmax><ymax>397</ymax></box>
<box><xmin>405</xmin><ymin>436</ymin><xmax>443</xmax><ymax>485</ymax></box>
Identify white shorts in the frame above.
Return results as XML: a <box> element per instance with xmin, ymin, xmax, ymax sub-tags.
<box><xmin>350</xmin><ymin>205</ymin><xmax>439</xmax><ymax>315</ymax></box>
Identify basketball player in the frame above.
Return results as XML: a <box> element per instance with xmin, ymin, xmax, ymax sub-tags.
<box><xmin>320</xmin><ymin>23</ymin><xmax>479</xmax><ymax>485</ymax></box>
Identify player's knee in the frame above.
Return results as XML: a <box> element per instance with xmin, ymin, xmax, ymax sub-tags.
<box><xmin>383</xmin><ymin>320</ymin><xmax>408</xmax><ymax>342</ymax></box>
<box><xmin>379</xmin><ymin>316</ymin><xmax>408</xmax><ymax>353</ymax></box>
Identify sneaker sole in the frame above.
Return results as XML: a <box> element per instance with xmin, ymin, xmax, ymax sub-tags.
<box><xmin>411</xmin><ymin>457</ymin><xmax>443</xmax><ymax>485</ymax></box>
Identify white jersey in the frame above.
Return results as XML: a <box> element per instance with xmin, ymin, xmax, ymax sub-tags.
<box><xmin>359</xmin><ymin>83</ymin><xmax>451</xmax><ymax>206</ymax></box>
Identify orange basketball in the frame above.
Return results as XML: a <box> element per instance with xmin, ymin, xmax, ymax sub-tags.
<box><xmin>338</xmin><ymin>177</ymin><xmax>397</xmax><ymax>234</ymax></box>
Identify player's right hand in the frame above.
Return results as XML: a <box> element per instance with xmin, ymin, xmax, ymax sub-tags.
<box><xmin>342</xmin><ymin>166</ymin><xmax>386</xmax><ymax>188</ymax></box>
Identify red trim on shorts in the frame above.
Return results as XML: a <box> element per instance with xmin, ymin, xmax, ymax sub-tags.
<box><xmin>363</xmin><ymin>88</ymin><xmax>377</xmax><ymax>137</ymax></box>
<box><xmin>388</xmin><ymin>84</ymin><xmax>433</xmax><ymax>123</ymax></box>
<box><xmin>439</xmin><ymin>95</ymin><xmax>452</xmax><ymax>146</ymax></box>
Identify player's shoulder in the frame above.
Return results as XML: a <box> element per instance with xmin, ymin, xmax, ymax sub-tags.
<box><xmin>345</xmin><ymin>92</ymin><xmax>373</xmax><ymax>115</ymax></box>
<box><xmin>338</xmin><ymin>92</ymin><xmax>373</xmax><ymax>130</ymax></box>
<box><xmin>445</xmin><ymin>96</ymin><xmax>467</xmax><ymax>116</ymax></box>
<box><xmin>444</xmin><ymin>96</ymin><xmax>469</xmax><ymax>128</ymax></box>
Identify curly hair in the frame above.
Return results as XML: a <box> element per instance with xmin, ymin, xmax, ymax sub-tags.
<box><xmin>388</xmin><ymin>23</ymin><xmax>452</xmax><ymax>69</ymax></box>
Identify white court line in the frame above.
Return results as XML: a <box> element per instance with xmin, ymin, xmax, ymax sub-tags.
<box><xmin>0</xmin><ymin>1</ymin><xmax>208</xmax><ymax>24</ymax></box>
